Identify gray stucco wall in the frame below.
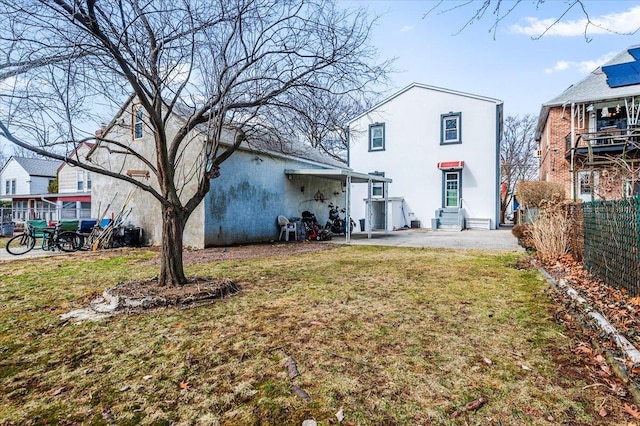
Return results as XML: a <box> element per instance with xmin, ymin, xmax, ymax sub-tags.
<box><xmin>204</xmin><ymin>150</ymin><xmax>344</xmax><ymax>246</ymax></box>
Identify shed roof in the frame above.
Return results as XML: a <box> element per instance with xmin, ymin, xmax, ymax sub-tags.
<box><xmin>284</xmin><ymin>168</ymin><xmax>392</xmax><ymax>184</ymax></box>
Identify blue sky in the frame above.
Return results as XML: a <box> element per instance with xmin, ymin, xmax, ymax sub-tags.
<box><xmin>345</xmin><ymin>1</ymin><xmax>640</xmax><ymax>117</ymax></box>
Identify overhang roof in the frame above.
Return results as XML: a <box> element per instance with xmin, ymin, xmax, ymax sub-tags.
<box><xmin>284</xmin><ymin>168</ymin><xmax>392</xmax><ymax>184</ymax></box>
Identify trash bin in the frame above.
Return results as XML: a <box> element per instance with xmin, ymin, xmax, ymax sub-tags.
<box><xmin>359</xmin><ymin>219</ymin><xmax>365</xmax><ymax>232</ymax></box>
<box><xmin>1</xmin><ymin>222</ymin><xmax>15</xmax><ymax>236</ymax></box>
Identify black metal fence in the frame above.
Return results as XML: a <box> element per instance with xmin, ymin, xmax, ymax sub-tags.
<box><xmin>583</xmin><ymin>197</ymin><xmax>640</xmax><ymax>296</ymax></box>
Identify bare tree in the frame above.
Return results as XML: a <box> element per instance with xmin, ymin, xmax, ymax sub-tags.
<box><xmin>0</xmin><ymin>0</ymin><xmax>388</xmax><ymax>286</ymax></box>
<box><xmin>501</xmin><ymin>114</ymin><xmax>538</xmax><ymax>223</ymax></box>
<box><xmin>424</xmin><ymin>0</ymin><xmax>639</xmax><ymax>41</ymax></box>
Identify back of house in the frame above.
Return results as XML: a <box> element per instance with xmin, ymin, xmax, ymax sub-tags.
<box><xmin>348</xmin><ymin>83</ymin><xmax>503</xmax><ymax>231</ymax></box>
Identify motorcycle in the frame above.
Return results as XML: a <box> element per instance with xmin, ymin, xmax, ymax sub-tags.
<box><xmin>301</xmin><ymin>210</ymin><xmax>332</xmax><ymax>241</ymax></box>
<box><xmin>325</xmin><ymin>203</ymin><xmax>355</xmax><ymax>235</ymax></box>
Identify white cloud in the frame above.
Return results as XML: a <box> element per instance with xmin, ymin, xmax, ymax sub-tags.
<box><xmin>400</xmin><ymin>25</ymin><xmax>414</xmax><ymax>33</ymax></box>
<box><xmin>511</xmin><ymin>5</ymin><xmax>640</xmax><ymax>37</ymax></box>
<box><xmin>544</xmin><ymin>52</ymin><xmax>618</xmax><ymax>74</ymax></box>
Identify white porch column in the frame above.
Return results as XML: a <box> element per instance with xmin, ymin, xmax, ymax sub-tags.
<box><xmin>383</xmin><ymin>181</ymin><xmax>389</xmax><ymax>234</ymax></box>
<box><xmin>367</xmin><ymin>178</ymin><xmax>372</xmax><ymax>239</ymax></box>
<box><xmin>345</xmin><ymin>175</ymin><xmax>352</xmax><ymax>243</ymax></box>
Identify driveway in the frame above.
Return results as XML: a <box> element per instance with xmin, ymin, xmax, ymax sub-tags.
<box><xmin>334</xmin><ymin>226</ymin><xmax>523</xmax><ymax>251</ymax></box>
<box><xmin>0</xmin><ymin>245</ymin><xmax>71</xmax><ymax>262</ymax></box>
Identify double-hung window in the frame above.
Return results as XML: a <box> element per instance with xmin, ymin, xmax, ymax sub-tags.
<box><xmin>133</xmin><ymin>104</ymin><xmax>144</xmax><ymax>140</ymax></box>
<box><xmin>369</xmin><ymin>171</ymin><xmax>385</xmax><ymax>198</ymax></box>
<box><xmin>369</xmin><ymin>123</ymin><xmax>385</xmax><ymax>151</ymax></box>
<box><xmin>77</xmin><ymin>171</ymin><xmax>84</xmax><ymax>191</ymax></box>
<box><xmin>10</xmin><ymin>179</ymin><xmax>16</xmax><ymax>195</ymax></box>
<box><xmin>441</xmin><ymin>112</ymin><xmax>462</xmax><ymax>144</ymax></box>
<box><xmin>4</xmin><ymin>180</ymin><xmax>9</xmax><ymax>195</ymax></box>
<box><xmin>87</xmin><ymin>172</ymin><xmax>92</xmax><ymax>190</ymax></box>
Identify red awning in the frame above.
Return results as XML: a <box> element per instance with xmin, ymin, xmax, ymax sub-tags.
<box><xmin>437</xmin><ymin>161</ymin><xmax>465</xmax><ymax>170</ymax></box>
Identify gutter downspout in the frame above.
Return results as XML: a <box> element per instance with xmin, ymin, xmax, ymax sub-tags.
<box><xmin>40</xmin><ymin>196</ymin><xmax>58</xmax><ymax>222</ymax></box>
<box><xmin>571</xmin><ymin>102</ymin><xmax>576</xmax><ymax>201</ymax></box>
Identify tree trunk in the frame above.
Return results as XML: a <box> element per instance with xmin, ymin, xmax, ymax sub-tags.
<box><xmin>159</xmin><ymin>204</ymin><xmax>188</xmax><ymax>286</ymax></box>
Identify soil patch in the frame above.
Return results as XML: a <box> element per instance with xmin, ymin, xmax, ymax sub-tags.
<box><xmin>145</xmin><ymin>240</ymin><xmax>337</xmax><ymax>265</ymax></box>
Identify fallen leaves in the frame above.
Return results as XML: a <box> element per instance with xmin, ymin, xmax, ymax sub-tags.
<box><xmin>49</xmin><ymin>387</ymin><xmax>65</xmax><ymax>396</ymax></box>
<box><xmin>625</xmin><ymin>404</ymin><xmax>640</xmax><ymax>419</ymax></box>
<box><xmin>451</xmin><ymin>396</ymin><xmax>489</xmax><ymax>418</ymax></box>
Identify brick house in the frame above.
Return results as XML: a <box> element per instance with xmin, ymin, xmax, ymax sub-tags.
<box><xmin>536</xmin><ymin>45</ymin><xmax>640</xmax><ymax>201</ymax></box>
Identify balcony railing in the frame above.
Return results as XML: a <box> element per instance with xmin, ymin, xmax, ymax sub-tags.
<box><xmin>565</xmin><ymin>126</ymin><xmax>640</xmax><ymax>154</ymax></box>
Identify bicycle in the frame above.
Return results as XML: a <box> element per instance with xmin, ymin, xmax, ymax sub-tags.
<box><xmin>5</xmin><ymin>222</ymin><xmax>81</xmax><ymax>255</ymax></box>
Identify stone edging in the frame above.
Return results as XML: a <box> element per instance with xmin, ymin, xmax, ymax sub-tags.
<box><xmin>539</xmin><ymin>268</ymin><xmax>640</xmax><ymax>403</ymax></box>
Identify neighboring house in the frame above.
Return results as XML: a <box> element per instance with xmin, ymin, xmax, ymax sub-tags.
<box><xmin>0</xmin><ymin>156</ymin><xmax>61</xmax><ymax>221</ymax></box>
<box><xmin>536</xmin><ymin>45</ymin><xmax>640</xmax><ymax>202</ymax></box>
<box><xmin>89</xmin><ymin>97</ymin><xmax>388</xmax><ymax>248</ymax></box>
<box><xmin>0</xmin><ymin>145</ymin><xmax>94</xmax><ymax>222</ymax></box>
<box><xmin>55</xmin><ymin>142</ymin><xmax>94</xmax><ymax>219</ymax></box>
<box><xmin>347</xmin><ymin>83</ymin><xmax>503</xmax><ymax>231</ymax></box>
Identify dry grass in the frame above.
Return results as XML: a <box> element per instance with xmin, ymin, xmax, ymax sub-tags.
<box><xmin>0</xmin><ymin>245</ymin><xmax>626</xmax><ymax>425</ymax></box>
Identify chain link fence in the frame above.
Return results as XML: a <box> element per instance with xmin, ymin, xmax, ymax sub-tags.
<box><xmin>583</xmin><ymin>197</ymin><xmax>640</xmax><ymax>296</ymax></box>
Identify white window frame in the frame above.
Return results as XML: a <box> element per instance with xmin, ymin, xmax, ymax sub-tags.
<box><xmin>369</xmin><ymin>123</ymin><xmax>385</xmax><ymax>151</ymax></box>
<box><xmin>371</xmin><ymin>182</ymin><xmax>384</xmax><ymax>198</ymax></box>
<box><xmin>86</xmin><ymin>172</ymin><xmax>92</xmax><ymax>190</ymax></box>
<box><xmin>10</xmin><ymin>179</ymin><xmax>16</xmax><ymax>195</ymax></box>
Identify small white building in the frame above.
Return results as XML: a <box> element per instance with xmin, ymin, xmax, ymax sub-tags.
<box><xmin>348</xmin><ymin>83</ymin><xmax>503</xmax><ymax>231</ymax></box>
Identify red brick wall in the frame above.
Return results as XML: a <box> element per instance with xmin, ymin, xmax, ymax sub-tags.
<box><xmin>539</xmin><ymin>106</ymin><xmax>638</xmax><ymax>200</ymax></box>
<box><xmin>539</xmin><ymin>107</ymin><xmax>573</xmax><ymax>198</ymax></box>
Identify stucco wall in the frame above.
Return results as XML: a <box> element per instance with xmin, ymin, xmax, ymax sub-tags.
<box><xmin>204</xmin><ymin>151</ymin><xmax>343</xmax><ymax>246</ymax></box>
<box><xmin>348</xmin><ymin>85</ymin><xmax>501</xmax><ymax>230</ymax></box>
<box><xmin>90</xmin><ymin>101</ymin><xmax>205</xmax><ymax>248</ymax></box>
<box><xmin>91</xmin><ymin>98</ymin><xmax>345</xmax><ymax>248</ymax></box>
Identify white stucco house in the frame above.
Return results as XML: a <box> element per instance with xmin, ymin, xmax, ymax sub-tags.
<box><xmin>348</xmin><ymin>83</ymin><xmax>503</xmax><ymax>231</ymax></box>
<box><xmin>89</xmin><ymin>97</ymin><xmax>389</xmax><ymax>248</ymax></box>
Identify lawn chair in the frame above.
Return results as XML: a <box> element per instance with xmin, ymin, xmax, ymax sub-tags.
<box><xmin>277</xmin><ymin>215</ymin><xmax>297</xmax><ymax>241</ymax></box>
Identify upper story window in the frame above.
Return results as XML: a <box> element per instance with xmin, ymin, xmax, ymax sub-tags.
<box><xmin>441</xmin><ymin>112</ymin><xmax>462</xmax><ymax>145</ymax></box>
<box><xmin>5</xmin><ymin>180</ymin><xmax>9</xmax><ymax>195</ymax></box>
<box><xmin>133</xmin><ymin>104</ymin><xmax>144</xmax><ymax>140</ymax></box>
<box><xmin>369</xmin><ymin>123</ymin><xmax>385</xmax><ymax>151</ymax></box>
<box><xmin>87</xmin><ymin>172</ymin><xmax>92</xmax><ymax>190</ymax></box>
<box><xmin>77</xmin><ymin>171</ymin><xmax>84</xmax><ymax>191</ymax></box>
<box><xmin>8</xmin><ymin>179</ymin><xmax>16</xmax><ymax>195</ymax></box>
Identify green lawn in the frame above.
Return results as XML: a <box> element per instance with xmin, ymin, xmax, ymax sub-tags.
<box><xmin>0</xmin><ymin>245</ymin><xmax>627</xmax><ymax>425</ymax></box>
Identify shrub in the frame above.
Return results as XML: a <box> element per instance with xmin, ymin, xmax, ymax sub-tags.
<box><xmin>531</xmin><ymin>194</ymin><xmax>570</xmax><ymax>263</ymax></box>
<box><xmin>516</xmin><ymin>181</ymin><xmax>565</xmax><ymax>208</ymax></box>
<box><xmin>512</xmin><ymin>223</ymin><xmax>535</xmax><ymax>250</ymax></box>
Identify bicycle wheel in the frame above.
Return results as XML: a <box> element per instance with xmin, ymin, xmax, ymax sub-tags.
<box><xmin>6</xmin><ymin>234</ymin><xmax>36</xmax><ymax>255</ymax></box>
<box><xmin>58</xmin><ymin>231</ymin><xmax>82</xmax><ymax>252</ymax></box>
